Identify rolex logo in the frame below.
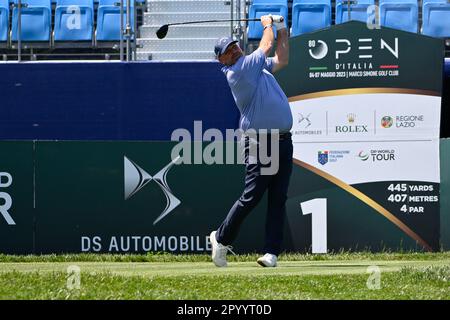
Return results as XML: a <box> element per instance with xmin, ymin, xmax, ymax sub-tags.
<box><xmin>347</xmin><ymin>113</ymin><xmax>356</xmax><ymax>123</ymax></box>
<box><xmin>124</xmin><ymin>156</ymin><xmax>181</xmax><ymax>225</ymax></box>
<box><xmin>335</xmin><ymin>113</ymin><xmax>368</xmax><ymax>133</ymax></box>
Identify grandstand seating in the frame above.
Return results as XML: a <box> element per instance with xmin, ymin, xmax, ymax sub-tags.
<box><xmin>0</xmin><ymin>0</ymin><xmax>8</xmax><ymax>43</ymax></box>
<box><xmin>379</xmin><ymin>0</ymin><xmax>419</xmax><ymax>33</ymax></box>
<box><xmin>11</xmin><ymin>0</ymin><xmax>52</xmax><ymax>42</ymax></box>
<box><xmin>0</xmin><ymin>0</ymin><xmax>448</xmax><ymax>60</ymax></box>
<box><xmin>335</xmin><ymin>0</ymin><xmax>375</xmax><ymax>24</ymax></box>
<box><xmin>54</xmin><ymin>0</ymin><xmax>94</xmax><ymax>41</ymax></box>
<box><xmin>422</xmin><ymin>0</ymin><xmax>450</xmax><ymax>38</ymax></box>
<box><xmin>291</xmin><ymin>0</ymin><xmax>332</xmax><ymax>36</ymax></box>
<box><xmin>247</xmin><ymin>0</ymin><xmax>288</xmax><ymax>39</ymax></box>
<box><xmin>96</xmin><ymin>0</ymin><xmax>134</xmax><ymax>41</ymax></box>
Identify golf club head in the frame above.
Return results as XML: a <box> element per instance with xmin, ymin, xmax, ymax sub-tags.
<box><xmin>156</xmin><ymin>25</ymin><xmax>169</xmax><ymax>39</ymax></box>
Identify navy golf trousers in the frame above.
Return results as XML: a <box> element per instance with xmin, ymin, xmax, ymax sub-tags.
<box><xmin>216</xmin><ymin>133</ymin><xmax>293</xmax><ymax>256</ymax></box>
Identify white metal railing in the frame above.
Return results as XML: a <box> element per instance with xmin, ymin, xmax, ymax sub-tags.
<box><xmin>119</xmin><ymin>0</ymin><xmax>136</xmax><ymax>61</ymax></box>
<box><xmin>230</xmin><ymin>0</ymin><xmax>248</xmax><ymax>53</ymax></box>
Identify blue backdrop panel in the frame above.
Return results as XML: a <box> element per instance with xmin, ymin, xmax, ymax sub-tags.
<box><xmin>0</xmin><ymin>62</ymin><xmax>239</xmax><ymax>141</ymax></box>
<box><xmin>0</xmin><ymin>61</ymin><xmax>448</xmax><ymax>140</ymax></box>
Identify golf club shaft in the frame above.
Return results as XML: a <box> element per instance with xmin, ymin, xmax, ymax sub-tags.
<box><xmin>167</xmin><ymin>17</ymin><xmax>281</xmax><ymax>27</ymax></box>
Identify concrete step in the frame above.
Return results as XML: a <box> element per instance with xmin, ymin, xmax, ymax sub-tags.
<box><xmin>136</xmin><ymin>50</ymin><xmax>216</xmax><ymax>61</ymax></box>
<box><xmin>137</xmin><ymin>37</ymin><xmax>217</xmax><ymax>51</ymax></box>
<box><xmin>139</xmin><ymin>25</ymin><xmax>231</xmax><ymax>39</ymax></box>
<box><xmin>144</xmin><ymin>12</ymin><xmax>232</xmax><ymax>25</ymax></box>
<box><xmin>147</xmin><ymin>0</ymin><xmax>232</xmax><ymax>13</ymax></box>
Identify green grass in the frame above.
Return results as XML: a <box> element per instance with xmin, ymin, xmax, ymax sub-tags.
<box><xmin>0</xmin><ymin>253</ymin><xmax>448</xmax><ymax>299</ymax></box>
<box><xmin>0</xmin><ymin>265</ymin><xmax>448</xmax><ymax>300</ymax></box>
<box><xmin>1</xmin><ymin>251</ymin><xmax>449</xmax><ymax>263</ymax></box>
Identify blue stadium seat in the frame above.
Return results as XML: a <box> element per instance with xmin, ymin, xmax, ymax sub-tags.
<box><xmin>96</xmin><ymin>0</ymin><xmax>135</xmax><ymax>41</ymax></box>
<box><xmin>54</xmin><ymin>0</ymin><xmax>94</xmax><ymax>41</ymax></box>
<box><xmin>247</xmin><ymin>0</ymin><xmax>288</xmax><ymax>40</ymax></box>
<box><xmin>291</xmin><ymin>0</ymin><xmax>331</xmax><ymax>36</ymax></box>
<box><xmin>51</xmin><ymin>0</ymin><xmax>145</xmax><ymax>3</ymax></box>
<box><xmin>379</xmin><ymin>0</ymin><xmax>418</xmax><ymax>33</ymax></box>
<box><xmin>336</xmin><ymin>0</ymin><xmax>375</xmax><ymax>24</ymax></box>
<box><xmin>0</xmin><ymin>0</ymin><xmax>8</xmax><ymax>42</ymax></box>
<box><xmin>422</xmin><ymin>0</ymin><xmax>450</xmax><ymax>38</ymax></box>
<box><xmin>11</xmin><ymin>0</ymin><xmax>52</xmax><ymax>41</ymax></box>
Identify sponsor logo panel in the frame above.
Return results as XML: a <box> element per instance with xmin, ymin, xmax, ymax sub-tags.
<box><xmin>357</xmin><ymin>149</ymin><xmax>396</xmax><ymax>162</ymax></box>
<box><xmin>380</xmin><ymin>115</ymin><xmax>425</xmax><ymax>129</ymax></box>
<box><xmin>317</xmin><ymin>150</ymin><xmax>351</xmax><ymax>165</ymax></box>
<box><xmin>124</xmin><ymin>156</ymin><xmax>182</xmax><ymax>226</ymax></box>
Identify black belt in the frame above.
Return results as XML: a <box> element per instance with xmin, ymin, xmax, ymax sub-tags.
<box><xmin>244</xmin><ymin>132</ymin><xmax>292</xmax><ymax>140</ymax></box>
<box><xmin>279</xmin><ymin>132</ymin><xmax>292</xmax><ymax>140</ymax></box>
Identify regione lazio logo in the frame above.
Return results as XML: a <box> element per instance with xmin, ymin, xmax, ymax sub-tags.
<box><xmin>318</xmin><ymin>151</ymin><xmax>329</xmax><ymax>165</ymax></box>
<box><xmin>381</xmin><ymin>116</ymin><xmax>393</xmax><ymax>128</ymax></box>
<box><xmin>124</xmin><ymin>156</ymin><xmax>181</xmax><ymax>225</ymax></box>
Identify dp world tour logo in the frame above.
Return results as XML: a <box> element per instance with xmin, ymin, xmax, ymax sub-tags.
<box><xmin>357</xmin><ymin>151</ymin><xmax>369</xmax><ymax>161</ymax></box>
<box><xmin>318</xmin><ymin>151</ymin><xmax>328</xmax><ymax>165</ymax></box>
<box><xmin>124</xmin><ymin>156</ymin><xmax>181</xmax><ymax>225</ymax></box>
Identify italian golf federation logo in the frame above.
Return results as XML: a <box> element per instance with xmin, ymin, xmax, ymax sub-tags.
<box><xmin>357</xmin><ymin>151</ymin><xmax>369</xmax><ymax>161</ymax></box>
<box><xmin>318</xmin><ymin>151</ymin><xmax>329</xmax><ymax>165</ymax></box>
<box><xmin>124</xmin><ymin>156</ymin><xmax>181</xmax><ymax>225</ymax></box>
<box><xmin>381</xmin><ymin>116</ymin><xmax>393</xmax><ymax>128</ymax></box>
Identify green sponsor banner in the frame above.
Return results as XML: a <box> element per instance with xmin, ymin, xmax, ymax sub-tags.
<box><xmin>275</xmin><ymin>22</ymin><xmax>443</xmax><ymax>252</ymax></box>
<box><xmin>34</xmin><ymin>141</ymin><xmax>268</xmax><ymax>254</ymax></box>
<box><xmin>276</xmin><ymin>21</ymin><xmax>444</xmax><ymax>96</ymax></box>
<box><xmin>440</xmin><ymin>139</ymin><xmax>450</xmax><ymax>250</ymax></box>
<box><xmin>287</xmin><ymin>169</ymin><xmax>437</xmax><ymax>252</ymax></box>
<box><xmin>1</xmin><ymin>140</ymin><xmax>449</xmax><ymax>254</ymax></box>
<box><xmin>33</xmin><ymin>141</ymin><xmax>440</xmax><ymax>253</ymax></box>
<box><xmin>0</xmin><ymin>142</ymin><xmax>34</xmax><ymax>254</ymax></box>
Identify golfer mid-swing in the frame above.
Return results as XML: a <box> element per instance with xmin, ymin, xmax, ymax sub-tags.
<box><xmin>210</xmin><ymin>15</ymin><xmax>293</xmax><ymax>267</ymax></box>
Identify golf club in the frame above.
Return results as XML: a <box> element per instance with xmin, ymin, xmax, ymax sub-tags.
<box><xmin>156</xmin><ymin>16</ymin><xmax>284</xmax><ymax>39</ymax></box>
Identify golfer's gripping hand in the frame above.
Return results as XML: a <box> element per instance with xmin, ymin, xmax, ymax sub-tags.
<box><xmin>260</xmin><ymin>15</ymin><xmax>273</xmax><ymax>28</ymax></box>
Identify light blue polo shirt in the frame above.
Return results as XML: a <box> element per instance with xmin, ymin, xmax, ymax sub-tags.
<box><xmin>222</xmin><ymin>48</ymin><xmax>293</xmax><ymax>132</ymax></box>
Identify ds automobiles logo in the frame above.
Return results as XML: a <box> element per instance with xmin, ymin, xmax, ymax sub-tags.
<box><xmin>298</xmin><ymin>113</ymin><xmax>312</xmax><ymax>128</ymax></box>
<box><xmin>0</xmin><ymin>172</ymin><xmax>15</xmax><ymax>225</ymax></box>
<box><xmin>124</xmin><ymin>156</ymin><xmax>181</xmax><ymax>225</ymax></box>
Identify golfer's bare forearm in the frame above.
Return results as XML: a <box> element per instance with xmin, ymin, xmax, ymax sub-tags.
<box><xmin>259</xmin><ymin>27</ymin><xmax>274</xmax><ymax>57</ymax></box>
<box><xmin>275</xmin><ymin>29</ymin><xmax>289</xmax><ymax>66</ymax></box>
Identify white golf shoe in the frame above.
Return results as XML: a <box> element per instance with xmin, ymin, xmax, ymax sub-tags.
<box><xmin>257</xmin><ymin>253</ymin><xmax>277</xmax><ymax>267</ymax></box>
<box><xmin>210</xmin><ymin>231</ymin><xmax>234</xmax><ymax>267</ymax></box>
